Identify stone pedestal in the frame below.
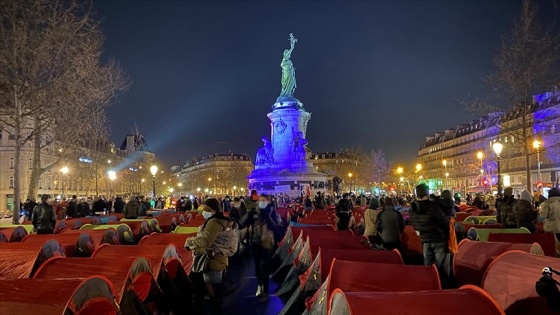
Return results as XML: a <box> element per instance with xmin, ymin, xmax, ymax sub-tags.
<box><xmin>248</xmin><ymin>99</ymin><xmax>329</xmax><ymax>196</ymax></box>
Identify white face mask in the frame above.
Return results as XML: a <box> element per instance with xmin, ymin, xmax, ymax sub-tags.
<box><xmin>202</xmin><ymin>211</ymin><xmax>212</xmax><ymax>219</ymax></box>
<box><xmin>258</xmin><ymin>201</ymin><xmax>268</xmax><ymax>209</ymax></box>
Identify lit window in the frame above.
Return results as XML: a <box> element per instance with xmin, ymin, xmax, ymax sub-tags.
<box><xmin>9</xmin><ymin>176</ymin><xmax>14</xmax><ymax>188</ymax></box>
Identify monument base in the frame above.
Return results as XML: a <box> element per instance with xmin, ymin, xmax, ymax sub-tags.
<box><xmin>247</xmin><ymin>165</ymin><xmax>329</xmax><ymax>197</ymax></box>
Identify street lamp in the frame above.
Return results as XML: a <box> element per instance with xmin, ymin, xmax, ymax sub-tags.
<box><xmin>397</xmin><ymin>167</ymin><xmax>403</xmax><ymax>175</ymax></box>
<box><xmin>108</xmin><ymin>170</ymin><xmax>116</xmax><ymax>198</ymax></box>
<box><xmin>348</xmin><ymin>172</ymin><xmax>353</xmax><ymax>193</ymax></box>
<box><xmin>445</xmin><ymin>172</ymin><xmax>449</xmax><ymax>190</ymax></box>
<box><xmin>416</xmin><ymin>163</ymin><xmax>422</xmax><ymax>172</ymax></box>
<box><xmin>60</xmin><ymin>166</ymin><xmax>69</xmax><ymax>198</ymax></box>
<box><xmin>399</xmin><ymin>176</ymin><xmax>404</xmax><ymax>195</ymax></box>
<box><xmin>442</xmin><ymin>160</ymin><xmax>447</xmax><ymax>190</ymax></box>
<box><xmin>477</xmin><ymin>151</ymin><xmax>485</xmax><ymax>194</ymax></box>
<box><xmin>492</xmin><ymin>141</ymin><xmax>504</xmax><ymax>197</ymax></box>
<box><xmin>533</xmin><ymin>139</ymin><xmax>542</xmax><ymax>189</ymax></box>
<box><xmin>150</xmin><ymin>165</ymin><xmax>158</xmax><ymax>197</ymax></box>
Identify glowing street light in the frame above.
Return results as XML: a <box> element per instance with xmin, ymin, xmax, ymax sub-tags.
<box><xmin>150</xmin><ymin>165</ymin><xmax>158</xmax><ymax>197</ymax></box>
<box><xmin>533</xmin><ymin>139</ymin><xmax>542</xmax><ymax>188</ymax></box>
<box><xmin>204</xmin><ymin>188</ymin><xmax>209</xmax><ymax>193</ymax></box>
<box><xmin>493</xmin><ymin>141</ymin><xmax>504</xmax><ymax>196</ymax></box>
<box><xmin>108</xmin><ymin>170</ymin><xmax>117</xmax><ymax>198</ymax></box>
<box><xmin>415</xmin><ymin>163</ymin><xmax>422</xmax><ymax>172</ymax></box>
<box><xmin>477</xmin><ymin>151</ymin><xmax>485</xmax><ymax>193</ymax></box>
<box><xmin>197</xmin><ymin>187</ymin><xmax>201</xmax><ymax>193</ymax></box>
<box><xmin>396</xmin><ymin>167</ymin><xmax>403</xmax><ymax>174</ymax></box>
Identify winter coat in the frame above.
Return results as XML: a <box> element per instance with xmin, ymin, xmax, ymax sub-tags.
<box><xmin>31</xmin><ymin>202</ymin><xmax>56</xmax><ymax>233</ymax></box>
<box><xmin>364</xmin><ymin>209</ymin><xmax>379</xmax><ymax>237</ymax></box>
<box><xmin>92</xmin><ymin>199</ymin><xmax>106</xmax><ymax>214</ymax></box>
<box><xmin>124</xmin><ymin>200</ymin><xmax>140</xmax><ymax>219</ymax></box>
<box><xmin>113</xmin><ymin>198</ymin><xmax>125</xmax><ymax>213</ymax></box>
<box><xmin>187</xmin><ymin>216</ymin><xmax>229</xmax><ymax>271</ymax></box>
<box><xmin>185</xmin><ymin>199</ymin><xmax>193</xmax><ymax>211</ymax></box>
<box><xmin>540</xmin><ymin>196</ymin><xmax>560</xmax><ymax>233</ymax></box>
<box><xmin>77</xmin><ymin>202</ymin><xmax>91</xmax><ymax>217</ymax></box>
<box><xmin>496</xmin><ymin>195</ymin><xmax>517</xmax><ymax>228</ymax></box>
<box><xmin>238</xmin><ymin>204</ymin><xmax>277</xmax><ymax>249</ymax></box>
<box><xmin>66</xmin><ymin>199</ymin><xmax>78</xmax><ymax>218</ymax></box>
<box><xmin>336</xmin><ymin>199</ymin><xmax>353</xmax><ymax>230</ymax></box>
<box><xmin>376</xmin><ymin>206</ymin><xmax>405</xmax><ymax>243</ymax></box>
<box><xmin>409</xmin><ymin>200</ymin><xmax>449</xmax><ymax>244</ymax></box>
<box><xmin>438</xmin><ymin>198</ymin><xmax>456</xmax><ymax>218</ymax></box>
<box><xmin>513</xmin><ymin>200</ymin><xmax>537</xmax><ymax>233</ymax></box>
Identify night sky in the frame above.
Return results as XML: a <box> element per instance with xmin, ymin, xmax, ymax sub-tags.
<box><xmin>94</xmin><ymin>0</ymin><xmax>529</xmax><ymax>168</ymax></box>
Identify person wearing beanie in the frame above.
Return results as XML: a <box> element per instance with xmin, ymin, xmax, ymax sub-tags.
<box><xmin>540</xmin><ymin>187</ymin><xmax>560</xmax><ymax>244</ymax></box>
<box><xmin>31</xmin><ymin>194</ymin><xmax>56</xmax><ymax>234</ymax></box>
<box><xmin>513</xmin><ymin>190</ymin><xmax>538</xmax><ymax>233</ymax></box>
<box><xmin>364</xmin><ymin>198</ymin><xmax>380</xmax><ymax>244</ymax></box>
<box><xmin>496</xmin><ymin>187</ymin><xmax>517</xmax><ymax>228</ymax></box>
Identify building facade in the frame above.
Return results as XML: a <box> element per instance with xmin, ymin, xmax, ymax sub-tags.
<box><xmin>171</xmin><ymin>153</ymin><xmax>254</xmax><ymax>197</ymax></box>
<box><xmin>417</xmin><ymin>91</ymin><xmax>560</xmax><ymax>196</ymax></box>
<box><xmin>0</xmin><ymin>131</ymin><xmax>155</xmax><ymax>214</ymax></box>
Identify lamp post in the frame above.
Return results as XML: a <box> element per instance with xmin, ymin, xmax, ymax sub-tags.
<box><xmin>492</xmin><ymin>142</ymin><xmax>504</xmax><ymax>197</ymax></box>
<box><xmin>60</xmin><ymin>166</ymin><xmax>69</xmax><ymax>198</ymax></box>
<box><xmin>399</xmin><ymin>176</ymin><xmax>404</xmax><ymax>195</ymax></box>
<box><xmin>348</xmin><ymin>172</ymin><xmax>353</xmax><ymax>193</ymax></box>
<box><xmin>442</xmin><ymin>160</ymin><xmax>447</xmax><ymax>190</ymax></box>
<box><xmin>150</xmin><ymin>165</ymin><xmax>158</xmax><ymax>198</ymax></box>
<box><xmin>477</xmin><ymin>151</ymin><xmax>485</xmax><ymax>194</ymax></box>
<box><xmin>533</xmin><ymin>139</ymin><xmax>542</xmax><ymax>190</ymax></box>
<box><xmin>108</xmin><ymin>170</ymin><xmax>116</xmax><ymax>198</ymax></box>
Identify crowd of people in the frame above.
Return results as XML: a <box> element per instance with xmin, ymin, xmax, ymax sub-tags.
<box><xmin>18</xmin><ymin>184</ymin><xmax>560</xmax><ymax>314</ymax></box>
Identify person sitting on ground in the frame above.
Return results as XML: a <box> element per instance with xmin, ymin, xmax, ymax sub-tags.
<box><xmin>376</xmin><ymin>197</ymin><xmax>405</xmax><ymax>250</ymax></box>
<box><xmin>514</xmin><ymin>190</ymin><xmax>538</xmax><ymax>233</ymax></box>
<box><xmin>124</xmin><ymin>197</ymin><xmax>140</xmax><ymax>219</ymax></box>
<box><xmin>496</xmin><ymin>187</ymin><xmax>517</xmax><ymax>228</ymax></box>
<box><xmin>364</xmin><ymin>197</ymin><xmax>380</xmax><ymax>245</ymax></box>
<box><xmin>31</xmin><ymin>194</ymin><xmax>57</xmax><ymax>234</ymax></box>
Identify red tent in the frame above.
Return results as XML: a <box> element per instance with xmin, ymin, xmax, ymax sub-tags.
<box><xmin>22</xmin><ymin>232</ymin><xmax>95</xmax><ymax>257</ymax></box>
<box><xmin>34</xmin><ymin>256</ymin><xmax>158</xmax><ymax>313</ymax></box>
<box><xmin>138</xmin><ymin>233</ymin><xmax>194</xmax><ymax>274</ymax></box>
<box><xmin>61</xmin><ymin>228</ymin><xmax>120</xmax><ymax>247</ymax></box>
<box><xmin>107</xmin><ymin>221</ymin><xmax>150</xmax><ymax>242</ymax></box>
<box><xmin>482</xmin><ymin>251</ymin><xmax>560</xmax><ymax>315</ymax></box>
<box><xmin>0</xmin><ymin>239</ymin><xmax>65</xmax><ymax>279</ymax></box>
<box><xmin>329</xmin><ymin>285</ymin><xmax>505</xmax><ymax>315</ymax></box>
<box><xmin>0</xmin><ymin>276</ymin><xmax>119</xmax><ymax>315</ymax></box>
<box><xmin>454</xmin><ymin>239</ymin><xmax>544</xmax><ymax>286</ymax></box>
<box><xmin>400</xmin><ymin>225</ymin><xmax>423</xmax><ymax>264</ymax></box>
<box><xmin>307</xmin><ymin>259</ymin><xmax>441</xmax><ymax>315</ymax></box>
<box><xmin>0</xmin><ymin>226</ymin><xmax>28</xmax><ymax>242</ymax></box>
<box><xmin>487</xmin><ymin>232</ymin><xmax>557</xmax><ymax>257</ymax></box>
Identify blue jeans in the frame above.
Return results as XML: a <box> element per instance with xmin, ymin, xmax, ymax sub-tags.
<box><xmin>423</xmin><ymin>242</ymin><xmax>447</xmax><ymax>270</ymax></box>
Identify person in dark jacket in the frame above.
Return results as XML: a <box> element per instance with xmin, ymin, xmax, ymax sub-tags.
<box><xmin>66</xmin><ymin>195</ymin><xmax>78</xmax><ymax>218</ymax></box>
<box><xmin>124</xmin><ymin>197</ymin><xmax>140</xmax><ymax>219</ymax></box>
<box><xmin>514</xmin><ymin>190</ymin><xmax>538</xmax><ymax>233</ymax></box>
<box><xmin>31</xmin><ymin>194</ymin><xmax>56</xmax><ymax>234</ymax></box>
<box><xmin>336</xmin><ymin>193</ymin><xmax>352</xmax><ymax>230</ymax></box>
<box><xmin>376</xmin><ymin>197</ymin><xmax>405</xmax><ymax>250</ymax></box>
<box><xmin>92</xmin><ymin>197</ymin><xmax>106</xmax><ymax>215</ymax></box>
<box><xmin>409</xmin><ymin>184</ymin><xmax>449</xmax><ymax>273</ymax></box>
<box><xmin>113</xmin><ymin>196</ymin><xmax>125</xmax><ymax>214</ymax></box>
<box><xmin>185</xmin><ymin>198</ymin><xmax>193</xmax><ymax>211</ymax></box>
<box><xmin>229</xmin><ymin>197</ymin><xmax>247</xmax><ymax>223</ymax></box>
<box><xmin>77</xmin><ymin>198</ymin><xmax>91</xmax><ymax>217</ymax></box>
<box><xmin>439</xmin><ymin>190</ymin><xmax>456</xmax><ymax>218</ymax></box>
<box><xmin>496</xmin><ymin>187</ymin><xmax>517</xmax><ymax>228</ymax></box>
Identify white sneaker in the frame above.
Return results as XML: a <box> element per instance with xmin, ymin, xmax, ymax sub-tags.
<box><xmin>255</xmin><ymin>285</ymin><xmax>263</xmax><ymax>297</ymax></box>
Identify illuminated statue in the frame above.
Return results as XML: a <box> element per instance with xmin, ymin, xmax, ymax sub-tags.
<box><xmin>279</xmin><ymin>33</ymin><xmax>298</xmax><ymax>99</ymax></box>
<box><xmin>256</xmin><ymin>136</ymin><xmax>274</xmax><ymax>165</ymax></box>
<box><xmin>292</xmin><ymin>129</ymin><xmax>308</xmax><ymax>161</ymax></box>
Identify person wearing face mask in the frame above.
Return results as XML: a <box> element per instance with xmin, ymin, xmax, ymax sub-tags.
<box><xmin>185</xmin><ymin>198</ymin><xmax>229</xmax><ymax>315</ymax></box>
<box><xmin>31</xmin><ymin>194</ymin><xmax>57</xmax><ymax>234</ymax></box>
<box><xmin>238</xmin><ymin>193</ymin><xmax>278</xmax><ymax>303</ymax></box>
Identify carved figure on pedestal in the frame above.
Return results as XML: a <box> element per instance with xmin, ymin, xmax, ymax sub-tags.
<box><xmin>256</xmin><ymin>136</ymin><xmax>274</xmax><ymax>165</ymax></box>
<box><xmin>291</xmin><ymin>129</ymin><xmax>308</xmax><ymax>162</ymax></box>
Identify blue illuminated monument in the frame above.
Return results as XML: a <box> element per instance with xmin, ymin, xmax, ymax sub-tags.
<box><xmin>248</xmin><ymin>34</ymin><xmax>329</xmax><ymax>196</ymax></box>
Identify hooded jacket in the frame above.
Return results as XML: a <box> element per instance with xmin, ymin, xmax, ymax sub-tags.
<box><xmin>376</xmin><ymin>205</ymin><xmax>405</xmax><ymax>243</ymax></box>
<box><xmin>513</xmin><ymin>199</ymin><xmax>537</xmax><ymax>233</ymax></box>
<box><xmin>124</xmin><ymin>199</ymin><xmax>140</xmax><ymax>219</ymax></box>
<box><xmin>540</xmin><ymin>196</ymin><xmax>560</xmax><ymax>233</ymax></box>
<box><xmin>31</xmin><ymin>202</ymin><xmax>56</xmax><ymax>232</ymax></box>
<box><xmin>409</xmin><ymin>200</ymin><xmax>449</xmax><ymax>243</ymax></box>
<box><xmin>438</xmin><ymin>197</ymin><xmax>456</xmax><ymax>218</ymax></box>
<box><xmin>496</xmin><ymin>195</ymin><xmax>517</xmax><ymax>228</ymax></box>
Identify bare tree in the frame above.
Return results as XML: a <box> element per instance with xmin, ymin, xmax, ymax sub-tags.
<box><xmin>465</xmin><ymin>0</ymin><xmax>560</xmax><ymax>191</ymax></box>
<box><xmin>0</xmin><ymin>0</ymin><xmax>128</xmax><ymax>223</ymax></box>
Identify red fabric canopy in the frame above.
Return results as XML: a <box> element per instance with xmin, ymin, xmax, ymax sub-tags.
<box><xmin>61</xmin><ymin>228</ymin><xmax>120</xmax><ymax>246</ymax></box>
<box><xmin>34</xmin><ymin>256</ymin><xmax>153</xmax><ymax>303</ymax></box>
<box><xmin>0</xmin><ymin>276</ymin><xmax>118</xmax><ymax>315</ymax></box>
<box><xmin>0</xmin><ymin>240</ymin><xmax>65</xmax><ymax>279</ymax></box>
<box><xmin>22</xmin><ymin>233</ymin><xmax>95</xmax><ymax>257</ymax></box>
<box><xmin>138</xmin><ymin>233</ymin><xmax>193</xmax><ymax>274</ymax></box>
<box><xmin>454</xmin><ymin>240</ymin><xmax>544</xmax><ymax>286</ymax></box>
<box><xmin>487</xmin><ymin>232</ymin><xmax>557</xmax><ymax>257</ymax></box>
<box><xmin>329</xmin><ymin>285</ymin><xmax>505</xmax><ymax>315</ymax></box>
<box><xmin>0</xmin><ymin>226</ymin><xmax>28</xmax><ymax>242</ymax></box>
<box><xmin>482</xmin><ymin>251</ymin><xmax>560</xmax><ymax>315</ymax></box>
<box><xmin>319</xmin><ymin>248</ymin><xmax>403</xmax><ymax>281</ymax></box>
<box><xmin>400</xmin><ymin>225</ymin><xmax>422</xmax><ymax>254</ymax></box>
